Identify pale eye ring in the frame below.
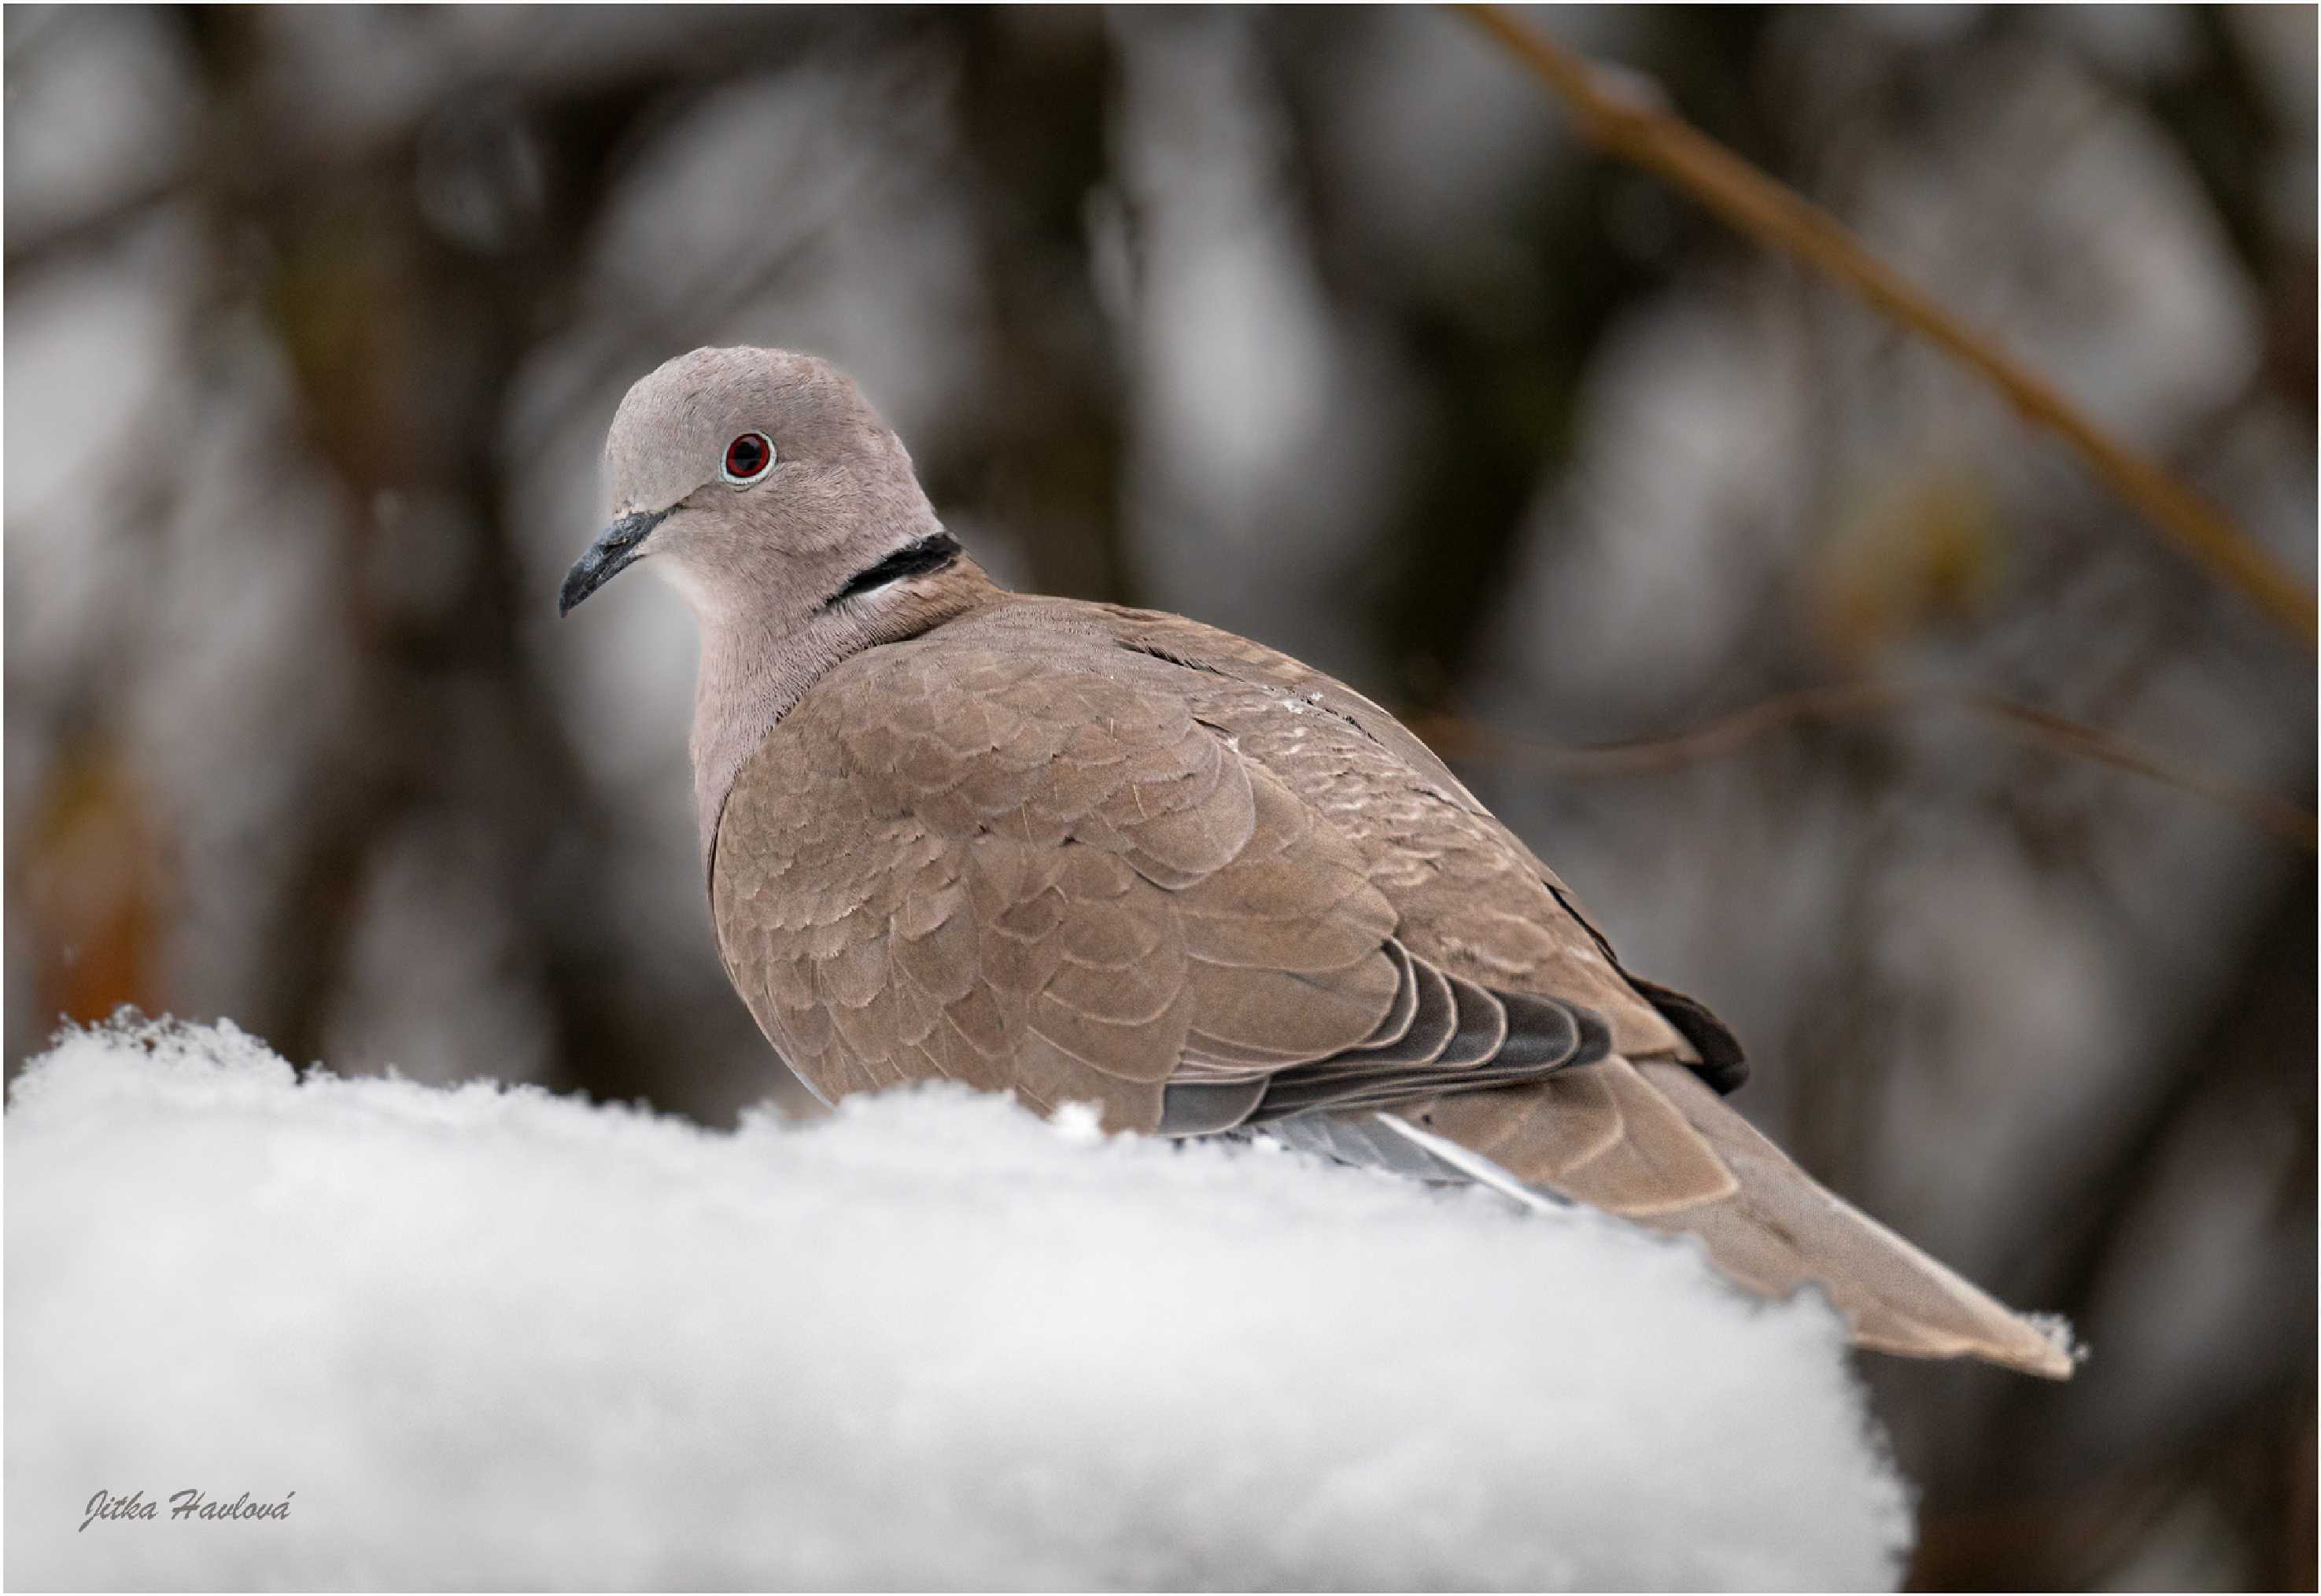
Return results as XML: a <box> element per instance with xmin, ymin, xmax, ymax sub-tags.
<box><xmin>721</xmin><ymin>431</ymin><xmax>776</xmax><ymax>485</ymax></box>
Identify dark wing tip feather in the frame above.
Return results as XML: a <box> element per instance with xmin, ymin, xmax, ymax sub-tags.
<box><xmin>1493</xmin><ymin>990</ymin><xmax>1589</xmax><ymax>1068</ymax></box>
<box><xmin>1215</xmin><ymin>941</ymin><xmax>1609</xmax><ymax>1126</ymax></box>
<box><xmin>1628</xmin><ymin>975</ymin><xmax>1748</xmax><ymax>1093</ymax></box>
<box><xmin>1435</xmin><ymin>973</ymin><xmax>1510</xmax><ymax>1067</ymax></box>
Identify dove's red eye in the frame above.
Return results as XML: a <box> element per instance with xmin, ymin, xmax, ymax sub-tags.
<box><xmin>721</xmin><ymin>432</ymin><xmax>775</xmax><ymax>485</ymax></box>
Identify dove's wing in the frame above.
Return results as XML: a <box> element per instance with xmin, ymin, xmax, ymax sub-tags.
<box><xmin>710</xmin><ymin>616</ymin><xmax>1611</xmax><ymax>1131</ymax></box>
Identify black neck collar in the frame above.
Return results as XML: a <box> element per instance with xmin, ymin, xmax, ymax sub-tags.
<box><xmin>821</xmin><ymin>532</ymin><xmax>961</xmax><ymax>610</ymax></box>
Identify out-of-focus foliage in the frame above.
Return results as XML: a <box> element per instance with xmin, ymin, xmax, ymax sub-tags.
<box><xmin>5</xmin><ymin>6</ymin><xmax>2312</xmax><ymax>1588</ymax></box>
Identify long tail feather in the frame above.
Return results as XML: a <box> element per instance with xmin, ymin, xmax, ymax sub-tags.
<box><xmin>1303</xmin><ymin>1057</ymin><xmax>2078</xmax><ymax>1379</ymax></box>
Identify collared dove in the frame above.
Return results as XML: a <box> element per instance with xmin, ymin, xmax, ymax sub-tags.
<box><xmin>561</xmin><ymin>346</ymin><xmax>2073</xmax><ymax>1380</ymax></box>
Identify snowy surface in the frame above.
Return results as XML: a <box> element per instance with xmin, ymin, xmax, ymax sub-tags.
<box><xmin>6</xmin><ymin>1017</ymin><xmax>1913</xmax><ymax>1590</ymax></box>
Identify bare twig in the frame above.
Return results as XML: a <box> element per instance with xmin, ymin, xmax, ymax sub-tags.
<box><xmin>1455</xmin><ymin>3</ymin><xmax>2318</xmax><ymax>650</ymax></box>
<box><xmin>1411</xmin><ymin>682</ymin><xmax>2318</xmax><ymax>853</ymax></box>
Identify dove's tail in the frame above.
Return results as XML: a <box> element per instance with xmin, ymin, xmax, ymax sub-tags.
<box><xmin>1367</xmin><ymin>1056</ymin><xmax>2078</xmax><ymax>1379</ymax></box>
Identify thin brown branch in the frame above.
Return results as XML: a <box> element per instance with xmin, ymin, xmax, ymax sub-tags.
<box><xmin>1455</xmin><ymin>3</ymin><xmax>2317</xmax><ymax>650</ymax></box>
<box><xmin>1410</xmin><ymin>682</ymin><xmax>2318</xmax><ymax>853</ymax></box>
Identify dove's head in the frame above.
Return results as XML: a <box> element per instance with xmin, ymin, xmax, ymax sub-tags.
<box><xmin>560</xmin><ymin>346</ymin><xmax>956</xmax><ymax>628</ymax></box>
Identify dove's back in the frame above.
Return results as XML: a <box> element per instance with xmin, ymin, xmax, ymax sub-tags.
<box><xmin>709</xmin><ymin>592</ymin><xmax>2072</xmax><ymax>1379</ymax></box>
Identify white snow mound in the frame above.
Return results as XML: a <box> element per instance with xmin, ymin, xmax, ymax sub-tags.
<box><xmin>6</xmin><ymin>1016</ymin><xmax>1913</xmax><ymax>1590</ymax></box>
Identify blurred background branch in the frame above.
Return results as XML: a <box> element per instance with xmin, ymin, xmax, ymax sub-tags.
<box><xmin>1414</xmin><ymin>682</ymin><xmax>2317</xmax><ymax>853</ymax></box>
<box><xmin>1458</xmin><ymin>2</ymin><xmax>2319</xmax><ymax>648</ymax></box>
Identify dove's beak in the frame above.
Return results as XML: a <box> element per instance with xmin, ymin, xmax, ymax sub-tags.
<box><xmin>559</xmin><ymin>508</ymin><xmax>669</xmax><ymax>617</ymax></box>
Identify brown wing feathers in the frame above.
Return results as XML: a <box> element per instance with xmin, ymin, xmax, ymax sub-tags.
<box><xmin>718</xmin><ymin>635</ymin><xmax>1619</xmax><ymax>1130</ymax></box>
<box><xmin>1191</xmin><ymin>953</ymin><xmax>1611</xmax><ymax>1128</ymax></box>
